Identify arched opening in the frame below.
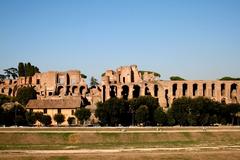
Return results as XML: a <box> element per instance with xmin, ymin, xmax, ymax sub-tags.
<box><xmin>80</xmin><ymin>86</ymin><xmax>85</xmax><ymax>95</ymax></box>
<box><xmin>110</xmin><ymin>85</ymin><xmax>117</xmax><ymax>98</ymax></box>
<box><xmin>203</xmin><ymin>83</ymin><xmax>206</xmax><ymax>96</ymax></box>
<box><xmin>133</xmin><ymin>85</ymin><xmax>140</xmax><ymax>98</ymax></box>
<box><xmin>66</xmin><ymin>74</ymin><xmax>70</xmax><ymax>85</ymax></box>
<box><xmin>221</xmin><ymin>83</ymin><xmax>225</xmax><ymax>96</ymax></box>
<box><xmin>103</xmin><ymin>85</ymin><xmax>106</xmax><ymax>102</ymax></box>
<box><xmin>182</xmin><ymin>83</ymin><xmax>188</xmax><ymax>96</ymax></box>
<box><xmin>72</xmin><ymin>86</ymin><xmax>78</xmax><ymax>95</ymax></box>
<box><xmin>131</xmin><ymin>70</ymin><xmax>134</xmax><ymax>82</ymax></box>
<box><xmin>230</xmin><ymin>83</ymin><xmax>238</xmax><ymax>103</ymax></box>
<box><xmin>211</xmin><ymin>84</ymin><xmax>215</xmax><ymax>97</ymax></box>
<box><xmin>165</xmin><ymin>89</ymin><xmax>169</xmax><ymax>107</ymax></box>
<box><xmin>8</xmin><ymin>88</ymin><xmax>12</xmax><ymax>96</ymax></box>
<box><xmin>172</xmin><ymin>84</ymin><xmax>177</xmax><ymax>96</ymax></box>
<box><xmin>145</xmin><ymin>87</ymin><xmax>151</xmax><ymax>95</ymax></box>
<box><xmin>193</xmin><ymin>84</ymin><xmax>198</xmax><ymax>96</ymax></box>
<box><xmin>121</xmin><ymin>85</ymin><xmax>129</xmax><ymax>100</ymax></box>
<box><xmin>57</xmin><ymin>86</ymin><xmax>64</xmax><ymax>96</ymax></box>
<box><xmin>1</xmin><ymin>88</ymin><xmax>4</xmax><ymax>93</ymax></box>
<box><xmin>154</xmin><ymin>84</ymin><xmax>159</xmax><ymax>97</ymax></box>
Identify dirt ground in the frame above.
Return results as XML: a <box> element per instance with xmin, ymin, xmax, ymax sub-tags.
<box><xmin>1</xmin><ymin>150</ymin><xmax>240</xmax><ymax>160</ymax></box>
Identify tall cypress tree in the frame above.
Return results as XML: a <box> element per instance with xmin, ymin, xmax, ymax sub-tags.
<box><xmin>18</xmin><ymin>62</ymin><xmax>25</xmax><ymax>77</ymax></box>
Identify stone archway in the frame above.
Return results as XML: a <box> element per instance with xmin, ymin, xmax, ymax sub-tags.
<box><xmin>121</xmin><ymin>85</ymin><xmax>129</xmax><ymax>100</ymax></box>
<box><xmin>110</xmin><ymin>85</ymin><xmax>117</xmax><ymax>98</ymax></box>
<box><xmin>133</xmin><ymin>85</ymin><xmax>140</xmax><ymax>98</ymax></box>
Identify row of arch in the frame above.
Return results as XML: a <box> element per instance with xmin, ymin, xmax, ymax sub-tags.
<box><xmin>171</xmin><ymin>83</ymin><xmax>238</xmax><ymax>98</ymax></box>
<box><xmin>102</xmin><ymin>84</ymin><xmax>159</xmax><ymax>101</ymax></box>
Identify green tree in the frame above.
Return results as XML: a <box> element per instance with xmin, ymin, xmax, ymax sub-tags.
<box><xmin>41</xmin><ymin>115</ymin><xmax>52</xmax><ymax>126</ymax></box>
<box><xmin>154</xmin><ymin>107</ymin><xmax>167</xmax><ymax>126</ymax></box>
<box><xmin>75</xmin><ymin>108</ymin><xmax>91</xmax><ymax>125</ymax></box>
<box><xmin>90</xmin><ymin>76</ymin><xmax>99</xmax><ymax>88</ymax></box>
<box><xmin>170</xmin><ymin>76</ymin><xmax>185</xmax><ymax>81</ymax></box>
<box><xmin>95</xmin><ymin>98</ymin><xmax>130</xmax><ymax>126</ymax></box>
<box><xmin>53</xmin><ymin>113</ymin><xmax>65</xmax><ymax>126</ymax></box>
<box><xmin>25</xmin><ymin>111</ymin><xmax>36</xmax><ymax>126</ymax></box>
<box><xmin>18</xmin><ymin>62</ymin><xmax>25</xmax><ymax>77</ymax></box>
<box><xmin>16</xmin><ymin>86</ymin><xmax>37</xmax><ymax>105</ymax></box>
<box><xmin>3</xmin><ymin>68</ymin><xmax>18</xmax><ymax>79</ymax></box>
<box><xmin>0</xmin><ymin>74</ymin><xmax>6</xmax><ymax>81</ymax></box>
<box><xmin>135</xmin><ymin>105</ymin><xmax>149</xmax><ymax>125</ymax></box>
<box><xmin>67</xmin><ymin>117</ymin><xmax>76</xmax><ymax>126</ymax></box>
<box><xmin>226</xmin><ymin>103</ymin><xmax>240</xmax><ymax>125</ymax></box>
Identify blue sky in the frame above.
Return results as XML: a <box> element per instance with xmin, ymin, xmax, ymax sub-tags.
<box><xmin>0</xmin><ymin>0</ymin><xmax>240</xmax><ymax>82</ymax></box>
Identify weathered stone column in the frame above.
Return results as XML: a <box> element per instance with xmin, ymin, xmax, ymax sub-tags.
<box><xmin>129</xmin><ymin>85</ymin><xmax>133</xmax><ymax>99</ymax></box>
<box><xmin>105</xmin><ymin>85</ymin><xmax>110</xmax><ymax>100</ymax></box>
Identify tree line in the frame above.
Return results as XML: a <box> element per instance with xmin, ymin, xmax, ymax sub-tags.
<box><xmin>95</xmin><ymin>96</ymin><xmax>240</xmax><ymax>126</ymax></box>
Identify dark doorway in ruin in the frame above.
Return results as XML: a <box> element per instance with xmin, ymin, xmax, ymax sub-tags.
<box><xmin>57</xmin><ymin>86</ymin><xmax>64</xmax><ymax>95</ymax></box>
<box><xmin>131</xmin><ymin>70</ymin><xmax>134</xmax><ymax>82</ymax></box>
<box><xmin>123</xmin><ymin>77</ymin><xmax>126</xmax><ymax>83</ymax></box>
<box><xmin>8</xmin><ymin>88</ymin><xmax>12</xmax><ymax>96</ymax></box>
<box><xmin>103</xmin><ymin>85</ymin><xmax>106</xmax><ymax>102</ymax></box>
<box><xmin>211</xmin><ymin>84</ymin><xmax>215</xmax><ymax>97</ymax></box>
<box><xmin>203</xmin><ymin>83</ymin><xmax>206</xmax><ymax>96</ymax></box>
<box><xmin>193</xmin><ymin>84</ymin><xmax>198</xmax><ymax>96</ymax></box>
<box><xmin>230</xmin><ymin>83</ymin><xmax>238</xmax><ymax>103</ymax></box>
<box><xmin>221</xmin><ymin>83</ymin><xmax>225</xmax><ymax>96</ymax></box>
<box><xmin>165</xmin><ymin>89</ymin><xmax>169</xmax><ymax>107</ymax></box>
<box><xmin>66</xmin><ymin>86</ymin><xmax>70</xmax><ymax>95</ymax></box>
<box><xmin>66</xmin><ymin>74</ymin><xmax>70</xmax><ymax>85</ymax></box>
<box><xmin>80</xmin><ymin>86</ymin><xmax>85</xmax><ymax>95</ymax></box>
<box><xmin>172</xmin><ymin>84</ymin><xmax>177</xmax><ymax>96</ymax></box>
<box><xmin>154</xmin><ymin>85</ymin><xmax>159</xmax><ymax>97</ymax></box>
<box><xmin>133</xmin><ymin>85</ymin><xmax>140</xmax><ymax>98</ymax></box>
<box><xmin>1</xmin><ymin>88</ymin><xmax>4</xmax><ymax>93</ymax></box>
<box><xmin>183</xmin><ymin>83</ymin><xmax>188</xmax><ymax>96</ymax></box>
<box><xmin>145</xmin><ymin>87</ymin><xmax>151</xmax><ymax>96</ymax></box>
<box><xmin>121</xmin><ymin>85</ymin><xmax>129</xmax><ymax>100</ymax></box>
<box><xmin>110</xmin><ymin>85</ymin><xmax>117</xmax><ymax>98</ymax></box>
<box><xmin>72</xmin><ymin>86</ymin><xmax>78</xmax><ymax>95</ymax></box>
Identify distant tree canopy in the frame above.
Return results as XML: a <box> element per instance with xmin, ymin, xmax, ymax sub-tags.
<box><xmin>90</xmin><ymin>76</ymin><xmax>99</xmax><ymax>88</ymax></box>
<box><xmin>3</xmin><ymin>68</ymin><xmax>18</xmax><ymax>79</ymax></box>
<box><xmin>170</xmin><ymin>76</ymin><xmax>185</xmax><ymax>81</ymax></box>
<box><xmin>16</xmin><ymin>86</ymin><xmax>37</xmax><ymax>105</ymax></box>
<box><xmin>219</xmin><ymin>77</ymin><xmax>240</xmax><ymax>81</ymax></box>
<box><xmin>18</xmin><ymin>62</ymin><xmax>40</xmax><ymax>77</ymax></box>
<box><xmin>139</xmin><ymin>71</ymin><xmax>160</xmax><ymax>77</ymax></box>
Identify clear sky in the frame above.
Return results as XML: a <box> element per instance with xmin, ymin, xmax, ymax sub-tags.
<box><xmin>0</xmin><ymin>0</ymin><xmax>240</xmax><ymax>83</ymax></box>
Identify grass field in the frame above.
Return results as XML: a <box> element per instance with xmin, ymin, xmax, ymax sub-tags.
<box><xmin>0</xmin><ymin>127</ymin><xmax>240</xmax><ymax>160</ymax></box>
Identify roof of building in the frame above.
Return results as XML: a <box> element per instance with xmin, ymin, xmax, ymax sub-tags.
<box><xmin>26</xmin><ymin>98</ymin><xmax>81</xmax><ymax>109</ymax></box>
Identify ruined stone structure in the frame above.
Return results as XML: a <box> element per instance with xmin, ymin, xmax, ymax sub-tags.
<box><xmin>0</xmin><ymin>65</ymin><xmax>239</xmax><ymax>125</ymax></box>
<box><xmin>101</xmin><ymin>65</ymin><xmax>240</xmax><ymax>108</ymax></box>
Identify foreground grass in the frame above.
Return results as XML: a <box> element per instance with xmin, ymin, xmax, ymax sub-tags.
<box><xmin>1</xmin><ymin>150</ymin><xmax>240</xmax><ymax>160</ymax></box>
<box><xmin>0</xmin><ymin>131</ymin><xmax>240</xmax><ymax>150</ymax></box>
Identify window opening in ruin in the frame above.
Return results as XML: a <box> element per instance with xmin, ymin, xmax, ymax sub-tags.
<box><xmin>58</xmin><ymin>108</ymin><xmax>61</xmax><ymax>114</ymax></box>
<box><xmin>193</xmin><ymin>84</ymin><xmax>198</xmax><ymax>96</ymax></box>
<box><xmin>66</xmin><ymin>86</ymin><xmax>70</xmax><ymax>95</ymax></box>
<box><xmin>72</xmin><ymin>86</ymin><xmax>78</xmax><ymax>94</ymax></box>
<box><xmin>203</xmin><ymin>83</ymin><xmax>206</xmax><ymax>96</ymax></box>
<box><xmin>123</xmin><ymin>77</ymin><xmax>125</xmax><ymax>83</ymax></box>
<box><xmin>165</xmin><ymin>89</ymin><xmax>169</xmax><ymax>107</ymax></box>
<box><xmin>131</xmin><ymin>70</ymin><xmax>134</xmax><ymax>82</ymax></box>
<box><xmin>172</xmin><ymin>84</ymin><xmax>177</xmax><ymax>96</ymax></box>
<box><xmin>133</xmin><ymin>85</ymin><xmax>140</xmax><ymax>98</ymax></box>
<box><xmin>230</xmin><ymin>84</ymin><xmax>238</xmax><ymax>103</ymax></box>
<box><xmin>103</xmin><ymin>85</ymin><xmax>106</xmax><ymax>102</ymax></box>
<box><xmin>29</xmin><ymin>77</ymin><xmax>32</xmax><ymax>84</ymax></box>
<box><xmin>67</xmin><ymin>74</ymin><xmax>70</xmax><ymax>85</ymax></box>
<box><xmin>110</xmin><ymin>85</ymin><xmax>117</xmax><ymax>98</ymax></box>
<box><xmin>9</xmin><ymin>80</ymin><xmax>12</xmax><ymax>85</ymax></box>
<box><xmin>221</xmin><ymin>83</ymin><xmax>225</xmax><ymax>96</ymax></box>
<box><xmin>36</xmin><ymin>79</ymin><xmax>40</xmax><ymax>85</ymax></box>
<box><xmin>1</xmin><ymin>88</ymin><xmax>4</xmax><ymax>93</ymax></box>
<box><xmin>80</xmin><ymin>86</ymin><xmax>85</xmax><ymax>95</ymax></box>
<box><xmin>44</xmin><ymin>109</ymin><xmax>47</xmax><ymax>114</ymax></box>
<box><xmin>121</xmin><ymin>85</ymin><xmax>129</xmax><ymax>100</ymax></box>
<box><xmin>183</xmin><ymin>83</ymin><xmax>188</xmax><ymax>96</ymax></box>
<box><xmin>48</xmin><ymin>92</ymin><xmax>53</xmax><ymax>96</ymax></box>
<box><xmin>212</xmin><ymin>84</ymin><xmax>215</xmax><ymax>97</ymax></box>
<box><xmin>71</xmin><ymin>110</ymin><xmax>75</xmax><ymax>115</ymax></box>
<box><xmin>154</xmin><ymin>84</ymin><xmax>159</xmax><ymax>97</ymax></box>
<box><xmin>8</xmin><ymin>88</ymin><xmax>12</xmax><ymax>96</ymax></box>
<box><xmin>145</xmin><ymin>87</ymin><xmax>151</xmax><ymax>95</ymax></box>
